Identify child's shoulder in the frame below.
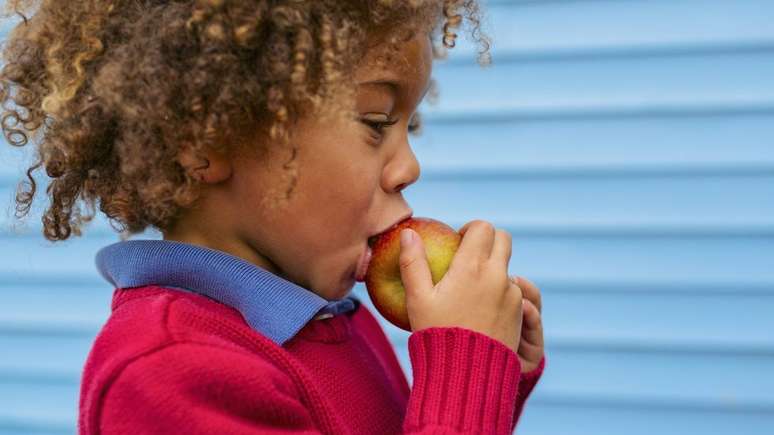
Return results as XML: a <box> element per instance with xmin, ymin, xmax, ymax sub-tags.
<box><xmin>79</xmin><ymin>286</ymin><xmax>293</xmax><ymax>393</ymax></box>
<box><xmin>87</xmin><ymin>285</ymin><xmax>283</xmax><ymax>362</ymax></box>
<box><xmin>78</xmin><ymin>286</ymin><xmax>304</xmax><ymax>433</ymax></box>
<box><xmin>78</xmin><ymin>283</ymin><xmax>295</xmax><ymax>382</ymax></box>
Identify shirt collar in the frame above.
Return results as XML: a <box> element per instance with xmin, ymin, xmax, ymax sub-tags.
<box><xmin>95</xmin><ymin>239</ymin><xmax>359</xmax><ymax>346</ymax></box>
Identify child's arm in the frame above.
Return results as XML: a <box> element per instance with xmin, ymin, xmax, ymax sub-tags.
<box><xmin>401</xmin><ymin>276</ymin><xmax>547</xmax><ymax>434</ymax></box>
<box><xmin>403</xmin><ymin>327</ymin><xmax>544</xmax><ymax>435</ymax></box>
<box><xmin>395</xmin><ymin>224</ymin><xmax>546</xmax><ymax>433</ymax></box>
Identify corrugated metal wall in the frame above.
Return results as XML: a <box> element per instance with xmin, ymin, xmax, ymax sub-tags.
<box><xmin>2</xmin><ymin>0</ymin><xmax>773</xmax><ymax>433</ymax></box>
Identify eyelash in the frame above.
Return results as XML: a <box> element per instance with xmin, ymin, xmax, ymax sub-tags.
<box><xmin>361</xmin><ymin>116</ymin><xmax>421</xmax><ymax>136</ymax></box>
<box><xmin>362</xmin><ymin>117</ymin><xmax>399</xmax><ymax>134</ymax></box>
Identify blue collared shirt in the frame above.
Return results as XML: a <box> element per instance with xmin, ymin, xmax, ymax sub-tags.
<box><xmin>95</xmin><ymin>239</ymin><xmax>359</xmax><ymax>346</ymax></box>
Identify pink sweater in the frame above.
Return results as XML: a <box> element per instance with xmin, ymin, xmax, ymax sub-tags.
<box><xmin>79</xmin><ymin>286</ymin><xmax>545</xmax><ymax>434</ymax></box>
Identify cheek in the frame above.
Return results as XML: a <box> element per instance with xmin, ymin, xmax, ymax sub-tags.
<box><xmin>325</xmin><ymin>178</ymin><xmax>376</xmax><ymax>225</ymax></box>
<box><xmin>320</xmin><ymin>171</ymin><xmax>378</xmax><ymax>243</ymax></box>
<box><xmin>348</xmin><ymin>167</ymin><xmax>381</xmax><ymax>207</ymax></box>
<box><xmin>316</xmin><ymin>156</ymin><xmax>381</xmax><ymax>207</ymax></box>
<box><xmin>294</xmin><ymin>164</ymin><xmax>375</xmax><ymax>227</ymax></box>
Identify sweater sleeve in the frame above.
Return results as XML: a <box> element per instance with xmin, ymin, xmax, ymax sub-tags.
<box><xmin>512</xmin><ymin>355</ymin><xmax>545</xmax><ymax>432</ymax></box>
<box><xmin>404</xmin><ymin>327</ymin><xmax>541</xmax><ymax>435</ymax></box>
<box><xmin>96</xmin><ymin>342</ymin><xmax>323</xmax><ymax>434</ymax></box>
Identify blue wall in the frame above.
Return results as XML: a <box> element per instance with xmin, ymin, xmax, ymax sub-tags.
<box><xmin>2</xmin><ymin>0</ymin><xmax>773</xmax><ymax>433</ymax></box>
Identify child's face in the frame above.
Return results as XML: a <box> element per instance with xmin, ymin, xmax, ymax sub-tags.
<box><xmin>186</xmin><ymin>31</ymin><xmax>433</xmax><ymax>301</ymax></box>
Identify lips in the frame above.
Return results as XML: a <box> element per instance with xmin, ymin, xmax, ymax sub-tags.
<box><xmin>354</xmin><ymin>244</ymin><xmax>372</xmax><ymax>282</ymax></box>
<box><xmin>356</xmin><ymin>211</ymin><xmax>412</xmax><ymax>282</ymax></box>
<box><xmin>368</xmin><ymin>211</ymin><xmax>414</xmax><ymax>248</ymax></box>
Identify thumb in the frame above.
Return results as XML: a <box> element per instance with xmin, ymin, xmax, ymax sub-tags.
<box><xmin>399</xmin><ymin>228</ymin><xmax>434</xmax><ymax>299</ymax></box>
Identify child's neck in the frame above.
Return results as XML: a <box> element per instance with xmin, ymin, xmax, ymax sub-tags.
<box><xmin>162</xmin><ymin>225</ymin><xmax>284</xmax><ymax>279</ymax></box>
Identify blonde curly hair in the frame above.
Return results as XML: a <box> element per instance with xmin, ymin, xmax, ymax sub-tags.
<box><xmin>0</xmin><ymin>0</ymin><xmax>490</xmax><ymax>241</ymax></box>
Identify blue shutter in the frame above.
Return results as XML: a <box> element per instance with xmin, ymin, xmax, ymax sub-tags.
<box><xmin>2</xmin><ymin>0</ymin><xmax>773</xmax><ymax>433</ymax></box>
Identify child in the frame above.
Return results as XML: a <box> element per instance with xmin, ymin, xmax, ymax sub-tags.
<box><xmin>1</xmin><ymin>0</ymin><xmax>545</xmax><ymax>433</ymax></box>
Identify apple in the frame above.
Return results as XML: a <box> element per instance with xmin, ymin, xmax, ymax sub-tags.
<box><xmin>364</xmin><ymin>217</ymin><xmax>461</xmax><ymax>331</ymax></box>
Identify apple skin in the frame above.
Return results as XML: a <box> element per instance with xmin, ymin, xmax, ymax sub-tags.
<box><xmin>364</xmin><ymin>217</ymin><xmax>461</xmax><ymax>331</ymax></box>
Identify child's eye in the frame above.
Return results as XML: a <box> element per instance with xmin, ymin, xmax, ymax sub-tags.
<box><xmin>360</xmin><ymin>116</ymin><xmax>399</xmax><ymax>136</ymax></box>
<box><xmin>360</xmin><ymin>113</ymin><xmax>422</xmax><ymax>137</ymax></box>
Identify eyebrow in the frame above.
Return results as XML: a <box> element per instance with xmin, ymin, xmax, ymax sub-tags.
<box><xmin>359</xmin><ymin>78</ymin><xmax>432</xmax><ymax>102</ymax></box>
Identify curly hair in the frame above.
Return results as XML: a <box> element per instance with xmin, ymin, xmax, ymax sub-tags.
<box><xmin>0</xmin><ymin>0</ymin><xmax>490</xmax><ymax>241</ymax></box>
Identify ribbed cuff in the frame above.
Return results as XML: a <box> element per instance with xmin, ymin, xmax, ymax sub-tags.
<box><xmin>404</xmin><ymin>327</ymin><xmax>521</xmax><ymax>434</ymax></box>
<box><xmin>519</xmin><ymin>355</ymin><xmax>545</xmax><ymax>396</ymax></box>
<box><xmin>512</xmin><ymin>354</ymin><xmax>546</xmax><ymax>430</ymax></box>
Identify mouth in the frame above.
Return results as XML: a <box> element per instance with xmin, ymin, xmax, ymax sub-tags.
<box><xmin>367</xmin><ymin>211</ymin><xmax>413</xmax><ymax>249</ymax></box>
<box><xmin>356</xmin><ymin>211</ymin><xmax>413</xmax><ymax>282</ymax></box>
<box><xmin>354</xmin><ymin>243</ymin><xmax>372</xmax><ymax>282</ymax></box>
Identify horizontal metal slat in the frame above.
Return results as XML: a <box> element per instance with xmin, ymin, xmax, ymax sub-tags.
<box><xmin>0</xmin><ymin>332</ymin><xmax>95</xmax><ymax>377</ymax></box>
<box><xmin>516</xmin><ymin>399</ymin><xmax>774</xmax><ymax>435</ymax></box>
<box><xmin>0</xmin><ymin>381</ymin><xmax>74</xmax><ymax>434</ymax></box>
<box><xmin>413</xmin><ymin>112</ymin><xmax>774</xmax><ymax>171</ymax></box>
<box><xmin>406</xmin><ymin>175</ymin><xmax>774</xmax><ymax>229</ymax></box>
<box><xmin>451</xmin><ymin>0</ymin><xmax>774</xmax><ymax>59</ymax></box>
<box><xmin>426</xmin><ymin>50</ymin><xmax>774</xmax><ymax>114</ymax></box>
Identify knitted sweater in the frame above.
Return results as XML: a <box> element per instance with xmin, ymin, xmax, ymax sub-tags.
<box><xmin>78</xmin><ymin>240</ymin><xmax>545</xmax><ymax>434</ymax></box>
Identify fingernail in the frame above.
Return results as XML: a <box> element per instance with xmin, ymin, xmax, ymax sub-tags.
<box><xmin>400</xmin><ymin>229</ymin><xmax>413</xmax><ymax>246</ymax></box>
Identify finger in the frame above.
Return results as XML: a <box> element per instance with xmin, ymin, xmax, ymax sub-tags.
<box><xmin>457</xmin><ymin>220</ymin><xmax>474</xmax><ymax>236</ymax></box>
<box><xmin>518</xmin><ymin>339</ymin><xmax>544</xmax><ymax>368</ymax></box>
<box><xmin>520</xmin><ymin>299</ymin><xmax>544</xmax><ymax>347</ymax></box>
<box><xmin>508</xmin><ymin>275</ymin><xmax>524</xmax><ymax>307</ymax></box>
<box><xmin>515</xmin><ymin>275</ymin><xmax>542</xmax><ymax>314</ymax></box>
<box><xmin>490</xmin><ymin>228</ymin><xmax>513</xmax><ymax>269</ymax></box>
<box><xmin>454</xmin><ymin>220</ymin><xmax>495</xmax><ymax>264</ymax></box>
<box><xmin>398</xmin><ymin>228</ymin><xmax>434</xmax><ymax>298</ymax></box>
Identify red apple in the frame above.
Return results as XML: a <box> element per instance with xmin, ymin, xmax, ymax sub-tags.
<box><xmin>364</xmin><ymin>217</ymin><xmax>461</xmax><ymax>331</ymax></box>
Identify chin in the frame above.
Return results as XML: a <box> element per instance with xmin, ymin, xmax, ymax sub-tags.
<box><xmin>323</xmin><ymin>275</ymin><xmax>354</xmax><ymax>301</ymax></box>
<box><xmin>338</xmin><ymin>278</ymin><xmax>356</xmax><ymax>299</ymax></box>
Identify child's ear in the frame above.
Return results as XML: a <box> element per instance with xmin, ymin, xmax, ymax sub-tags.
<box><xmin>177</xmin><ymin>144</ymin><xmax>233</xmax><ymax>184</ymax></box>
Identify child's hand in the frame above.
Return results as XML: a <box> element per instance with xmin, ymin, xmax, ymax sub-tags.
<box><xmin>400</xmin><ymin>220</ymin><xmax>524</xmax><ymax>354</ymax></box>
<box><xmin>512</xmin><ymin>276</ymin><xmax>545</xmax><ymax>373</ymax></box>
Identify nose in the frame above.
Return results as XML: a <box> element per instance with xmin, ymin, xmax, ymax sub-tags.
<box><xmin>382</xmin><ymin>140</ymin><xmax>421</xmax><ymax>194</ymax></box>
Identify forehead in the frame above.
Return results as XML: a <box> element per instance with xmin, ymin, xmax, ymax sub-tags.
<box><xmin>354</xmin><ymin>31</ymin><xmax>433</xmax><ymax>96</ymax></box>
